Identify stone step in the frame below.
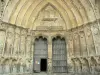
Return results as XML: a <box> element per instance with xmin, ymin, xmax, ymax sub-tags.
<box><xmin>1</xmin><ymin>73</ymin><xmax>100</xmax><ymax>75</ymax></box>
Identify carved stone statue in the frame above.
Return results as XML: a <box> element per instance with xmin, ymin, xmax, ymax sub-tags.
<box><xmin>20</xmin><ymin>35</ymin><xmax>26</xmax><ymax>55</ymax></box>
<box><xmin>14</xmin><ymin>34</ymin><xmax>20</xmax><ymax>55</ymax></box>
<box><xmin>67</xmin><ymin>32</ymin><xmax>74</xmax><ymax>57</ymax></box>
<box><xmin>6</xmin><ymin>28</ymin><xmax>14</xmax><ymax>55</ymax></box>
<box><xmin>73</xmin><ymin>31</ymin><xmax>80</xmax><ymax>57</ymax></box>
<box><xmin>84</xmin><ymin>25</ymin><xmax>95</xmax><ymax>56</ymax></box>
<box><xmin>0</xmin><ymin>31</ymin><xmax>6</xmax><ymax>54</ymax></box>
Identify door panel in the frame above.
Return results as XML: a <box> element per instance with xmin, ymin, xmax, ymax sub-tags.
<box><xmin>34</xmin><ymin>36</ymin><xmax>48</xmax><ymax>72</ymax></box>
<box><xmin>34</xmin><ymin>58</ymin><xmax>40</xmax><ymax>72</ymax></box>
<box><xmin>52</xmin><ymin>36</ymin><xmax>67</xmax><ymax>73</ymax></box>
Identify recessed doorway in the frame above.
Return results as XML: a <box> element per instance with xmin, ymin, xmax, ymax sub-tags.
<box><xmin>40</xmin><ymin>59</ymin><xmax>47</xmax><ymax>72</ymax></box>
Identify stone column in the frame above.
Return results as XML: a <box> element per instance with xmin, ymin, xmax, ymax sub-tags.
<box><xmin>11</xmin><ymin>26</ymin><xmax>15</xmax><ymax>56</ymax></box>
<box><xmin>26</xmin><ymin>32</ymin><xmax>32</xmax><ymax>58</ymax></box>
<box><xmin>31</xmin><ymin>32</ymin><xmax>35</xmax><ymax>58</ymax></box>
<box><xmin>48</xmin><ymin>36</ymin><xmax>52</xmax><ymax>74</ymax></box>
<box><xmin>31</xmin><ymin>32</ymin><xmax>35</xmax><ymax>73</ymax></box>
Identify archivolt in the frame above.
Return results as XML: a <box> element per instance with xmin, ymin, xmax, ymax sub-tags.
<box><xmin>2</xmin><ymin>0</ymin><xmax>99</xmax><ymax>30</ymax></box>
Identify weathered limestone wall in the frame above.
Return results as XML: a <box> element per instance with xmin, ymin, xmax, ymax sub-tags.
<box><xmin>0</xmin><ymin>0</ymin><xmax>100</xmax><ymax>75</ymax></box>
<box><xmin>0</xmin><ymin>20</ymin><xmax>100</xmax><ymax>75</ymax></box>
<box><xmin>67</xmin><ymin>20</ymin><xmax>100</xmax><ymax>75</ymax></box>
<box><xmin>0</xmin><ymin>21</ymin><xmax>33</xmax><ymax>75</ymax></box>
<box><xmin>0</xmin><ymin>21</ymin><xmax>67</xmax><ymax>75</ymax></box>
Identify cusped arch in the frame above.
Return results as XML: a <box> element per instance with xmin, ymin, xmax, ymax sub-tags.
<box><xmin>74</xmin><ymin>58</ymin><xmax>82</xmax><ymax>73</ymax></box>
<box><xmin>33</xmin><ymin>34</ymin><xmax>48</xmax><ymax>43</ymax></box>
<box><xmin>69</xmin><ymin>58</ymin><xmax>75</xmax><ymax>73</ymax></box>
<box><xmin>2</xmin><ymin>58</ymin><xmax>10</xmax><ymax>65</ymax></box>
<box><xmin>90</xmin><ymin>57</ymin><xmax>97</xmax><ymax>66</ymax></box>
<box><xmin>51</xmin><ymin>34</ymin><xmax>66</xmax><ymax>41</ymax></box>
<box><xmin>81</xmin><ymin>58</ymin><xmax>90</xmax><ymax>73</ymax></box>
<box><xmin>11</xmin><ymin>59</ymin><xmax>17</xmax><ymax>66</ymax></box>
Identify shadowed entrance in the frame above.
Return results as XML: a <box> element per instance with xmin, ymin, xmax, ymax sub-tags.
<box><xmin>40</xmin><ymin>59</ymin><xmax>47</xmax><ymax>72</ymax></box>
